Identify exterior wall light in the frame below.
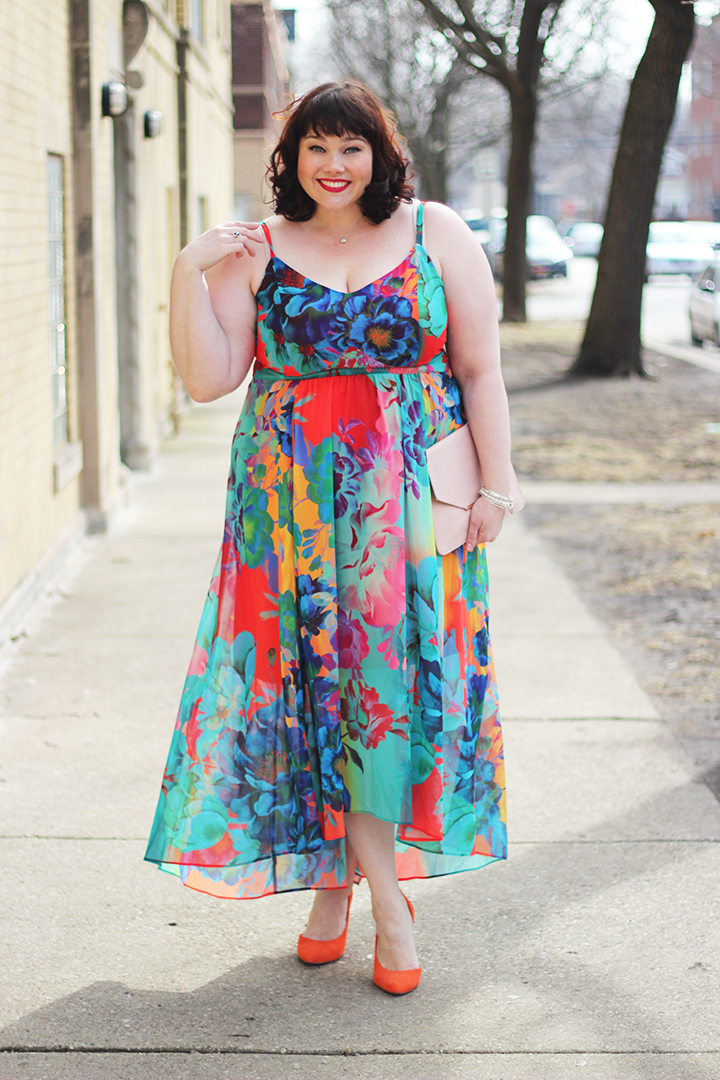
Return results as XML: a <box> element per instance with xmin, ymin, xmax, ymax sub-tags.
<box><xmin>143</xmin><ymin>110</ymin><xmax>163</xmax><ymax>138</ymax></box>
<box><xmin>101</xmin><ymin>82</ymin><xmax>129</xmax><ymax>118</ymax></box>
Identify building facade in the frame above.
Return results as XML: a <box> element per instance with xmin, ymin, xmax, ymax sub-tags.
<box><xmin>688</xmin><ymin>16</ymin><xmax>720</xmax><ymax>221</ymax></box>
<box><xmin>231</xmin><ymin>0</ymin><xmax>291</xmax><ymax>221</ymax></box>
<box><xmin>0</xmin><ymin>0</ymin><xmax>233</xmax><ymax>635</ymax></box>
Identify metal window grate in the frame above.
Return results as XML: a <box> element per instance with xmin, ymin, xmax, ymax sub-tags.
<box><xmin>47</xmin><ymin>154</ymin><xmax>68</xmax><ymax>447</ymax></box>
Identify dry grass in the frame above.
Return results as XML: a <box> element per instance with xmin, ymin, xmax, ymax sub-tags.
<box><xmin>524</xmin><ymin>501</ymin><xmax>720</xmax><ymax>722</ymax></box>
<box><xmin>504</xmin><ymin>330</ymin><xmax>720</xmax><ymax>731</ymax></box>
<box><xmin>506</xmin><ymin>347</ymin><xmax>720</xmax><ymax>482</ymax></box>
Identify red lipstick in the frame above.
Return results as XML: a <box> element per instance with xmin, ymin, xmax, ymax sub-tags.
<box><xmin>317</xmin><ymin>179</ymin><xmax>351</xmax><ymax>192</ymax></box>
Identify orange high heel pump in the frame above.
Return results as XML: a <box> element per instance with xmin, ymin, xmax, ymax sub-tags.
<box><xmin>373</xmin><ymin>892</ymin><xmax>421</xmax><ymax>995</ymax></box>
<box><xmin>297</xmin><ymin>892</ymin><xmax>353</xmax><ymax>965</ymax></box>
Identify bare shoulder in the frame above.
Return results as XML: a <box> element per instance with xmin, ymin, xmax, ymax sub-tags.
<box><xmin>423</xmin><ymin>201</ymin><xmax>475</xmax><ymax>241</ymax></box>
<box><xmin>422</xmin><ymin>201</ymin><xmax>489</xmax><ymax>279</ymax></box>
<box><xmin>261</xmin><ymin>214</ymin><xmax>309</xmax><ymax>251</ymax></box>
<box><xmin>262</xmin><ymin>213</ymin><xmax>288</xmax><ymax>239</ymax></box>
<box><xmin>422</xmin><ymin>201</ymin><xmax>463</xmax><ymax>223</ymax></box>
<box><xmin>266</xmin><ymin>213</ymin><xmax>339</xmax><ymax>246</ymax></box>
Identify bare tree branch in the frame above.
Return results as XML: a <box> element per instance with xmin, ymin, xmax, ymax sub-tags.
<box><xmin>325</xmin><ymin>0</ymin><xmax>506</xmax><ymax>200</ymax></box>
<box><xmin>414</xmin><ymin>0</ymin><xmax>514</xmax><ymax>86</ymax></box>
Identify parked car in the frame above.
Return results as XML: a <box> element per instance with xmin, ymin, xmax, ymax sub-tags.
<box><xmin>562</xmin><ymin>221</ymin><xmax>603</xmax><ymax>257</ymax></box>
<box><xmin>489</xmin><ymin>215</ymin><xmax>572</xmax><ymax>280</ymax></box>
<box><xmin>646</xmin><ymin>222</ymin><xmax>715</xmax><ymax>277</ymax></box>
<box><xmin>689</xmin><ymin>259</ymin><xmax>720</xmax><ymax>345</ymax></box>
<box><xmin>526</xmin><ymin>216</ymin><xmax>573</xmax><ymax>278</ymax></box>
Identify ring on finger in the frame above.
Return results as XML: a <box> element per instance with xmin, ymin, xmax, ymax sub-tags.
<box><xmin>233</xmin><ymin>231</ymin><xmax>240</xmax><ymax>238</ymax></box>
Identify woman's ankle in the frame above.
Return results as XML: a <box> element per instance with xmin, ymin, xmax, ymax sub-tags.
<box><xmin>313</xmin><ymin>886</ymin><xmax>351</xmax><ymax>907</ymax></box>
<box><xmin>371</xmin><ymin>886</ymin><xmax>407</xmax><ymax>923</ymax></box>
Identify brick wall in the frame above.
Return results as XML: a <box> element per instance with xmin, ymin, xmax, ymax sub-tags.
<box><xmin>231</xmin><ymin>0</ymin><xmax>289</xmax><ymax>219</ymax></box>
<box><xmin>232</xmin><ymin>4</ymin><xmax>264</xmax><ymax>86</ymax></box>
<box><xmin>688</xmin><ymin>19</ymin><xmax>720</xmax><ymax>220</ymax></box>
<box><xmin>0</xmin><ymin>0</ymin><xmax>234</xmax><ymax>623</ymax></box>
<box><xmin>232</xmin><ymin>3</ymin><xmax>264</xmax><ymax>133</ymax></box>
<box><xmin>0</xmin><ymin>0</ymin><xmax>82</xmax><ymax>607</ymax></box>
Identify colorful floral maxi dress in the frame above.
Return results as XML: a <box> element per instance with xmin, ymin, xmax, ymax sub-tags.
<box><xmin>145</xmin><ymin>204</ymin><xmax>507</xmax><ymax>899</ymax></box>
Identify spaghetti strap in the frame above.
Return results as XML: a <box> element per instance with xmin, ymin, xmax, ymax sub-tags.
<box><xmin>415</xmin><ymin>200</ymin><xmax>425</xmax><ymax>246</ymax></box>
<box><xmin>260</xmin><ymin>221</ymin><xmax>274</xmax><ymax>254</ymax></box>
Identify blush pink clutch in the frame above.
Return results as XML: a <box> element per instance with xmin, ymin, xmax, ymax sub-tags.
<box><xmin>425</xmin><ymin>424</ymin><xmax>525</xmax><ymax>555</ymax></box>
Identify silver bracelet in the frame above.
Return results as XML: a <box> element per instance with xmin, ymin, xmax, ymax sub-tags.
<box><xmin>480</xmin><ymin>485</ymin><xmax>514</xmax><ymax>513</ymax></box>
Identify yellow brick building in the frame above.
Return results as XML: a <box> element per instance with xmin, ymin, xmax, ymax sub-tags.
<box><xmin>0</xmin><ymin>0</ymin><xmax>234</xmax><ymax>635</ymax></box>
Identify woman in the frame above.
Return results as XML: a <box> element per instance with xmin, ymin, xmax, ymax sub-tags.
<box><xmin>145</xmin><ymin>81</ymin><xmax>512</xmax><ymax>995</ymax></box>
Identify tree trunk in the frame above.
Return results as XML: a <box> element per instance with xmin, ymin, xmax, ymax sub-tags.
<box><xmin>407</xmin><ymin>60</ymin><xmax>466</xmax><ymax>203</ymax></box>
<box><xmin>570</xmin><ymin>0</ymin><xmax>695</xmax><ymax>378</ymax></box>
<box><xmin>410</xmin><ymin>138</ymin><xmax>448</xmax><ymax>202</ymax></box>
<box><xmin>503</xmin><ymin>88</ymin><xmax>536</xmax><ymax>322</ymax></box>
<box><xmin>502</xmin><ymin>0</ymin><xmax>557</xmax><ymax>323</ymax></box>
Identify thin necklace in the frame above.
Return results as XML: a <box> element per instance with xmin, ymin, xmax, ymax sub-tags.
<box><xmin>314</xmin><ymin>214</ymin><xmax>365</xmax><ymax>245</ymax></box>
<box><xmin>339</xmin><ymin>216</ymin><xmax>364</xmax><ymax>244</ymax></box>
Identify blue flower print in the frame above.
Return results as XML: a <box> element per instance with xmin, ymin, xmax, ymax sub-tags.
<box><xmin>335</xmin><ymin>292</ymin><xmax>419</xmax><ymax>367</ymax></box>
<box><xmin>262</xmin><ymin>264</ymin><xmax>337</xmax><ymax>348</ymax></box>
<box><xmin>401</xmin><ymin>398</ymin><xmax>427</xmax><ymax>499</ymax></box>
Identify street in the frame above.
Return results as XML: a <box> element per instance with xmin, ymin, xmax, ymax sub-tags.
<box><xmin>525</xmin><ymin>255</ymin><xmax>716</xmax><ymax>350</ymax></box>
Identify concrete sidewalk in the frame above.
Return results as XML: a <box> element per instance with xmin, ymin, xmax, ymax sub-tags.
<box><xmin>1</xmin><ymin>392</ymin><xmax>719</xmax><ymax>1080</ymax></box>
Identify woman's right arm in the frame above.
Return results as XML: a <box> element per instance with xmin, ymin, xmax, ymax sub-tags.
<box><xmin>169</xmin><ymin>221</ymin><xmax>265</xmax><ymax>402</ymax></box>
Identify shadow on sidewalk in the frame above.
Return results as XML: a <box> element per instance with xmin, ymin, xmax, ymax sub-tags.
<box><xmin>2</xmin><ymin>785</ymin><xmax>718</xmax><ymax>1060</ymax></box>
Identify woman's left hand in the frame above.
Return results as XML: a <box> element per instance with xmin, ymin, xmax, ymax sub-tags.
<box><xmin>465</xmin><ymin>497</ymin><xmax>506</xmax><ymax>551</ymax></box>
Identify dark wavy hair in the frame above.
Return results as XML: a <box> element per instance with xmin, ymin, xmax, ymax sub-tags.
<box><xmin>267</xmin><ymin>81</ymin><xmax>414</xmax><ymax>224</ymax></box>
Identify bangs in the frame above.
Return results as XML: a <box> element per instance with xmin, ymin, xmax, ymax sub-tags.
<box><xmin>296</xmin><ymin>86</ymin><xmax>378</xmax><ymax>144</ymax></box>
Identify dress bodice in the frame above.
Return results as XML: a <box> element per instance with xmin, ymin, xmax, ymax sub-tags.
<box><xmin>254</xmin><ymin>203</ymin><xmax>449</xmax><ymax>379</ymax></box>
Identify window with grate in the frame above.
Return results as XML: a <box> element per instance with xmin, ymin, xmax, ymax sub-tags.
<box><xmin>47</xmin><ymin>154</ymin><xmax>68</xmax><ymax>447</ymax></box>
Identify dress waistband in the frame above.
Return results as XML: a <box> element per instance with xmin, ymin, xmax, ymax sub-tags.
<box><xmin>252</xmin><ymin>363</ymin><xmax>444</xmax><ymax>382</ymax></box>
